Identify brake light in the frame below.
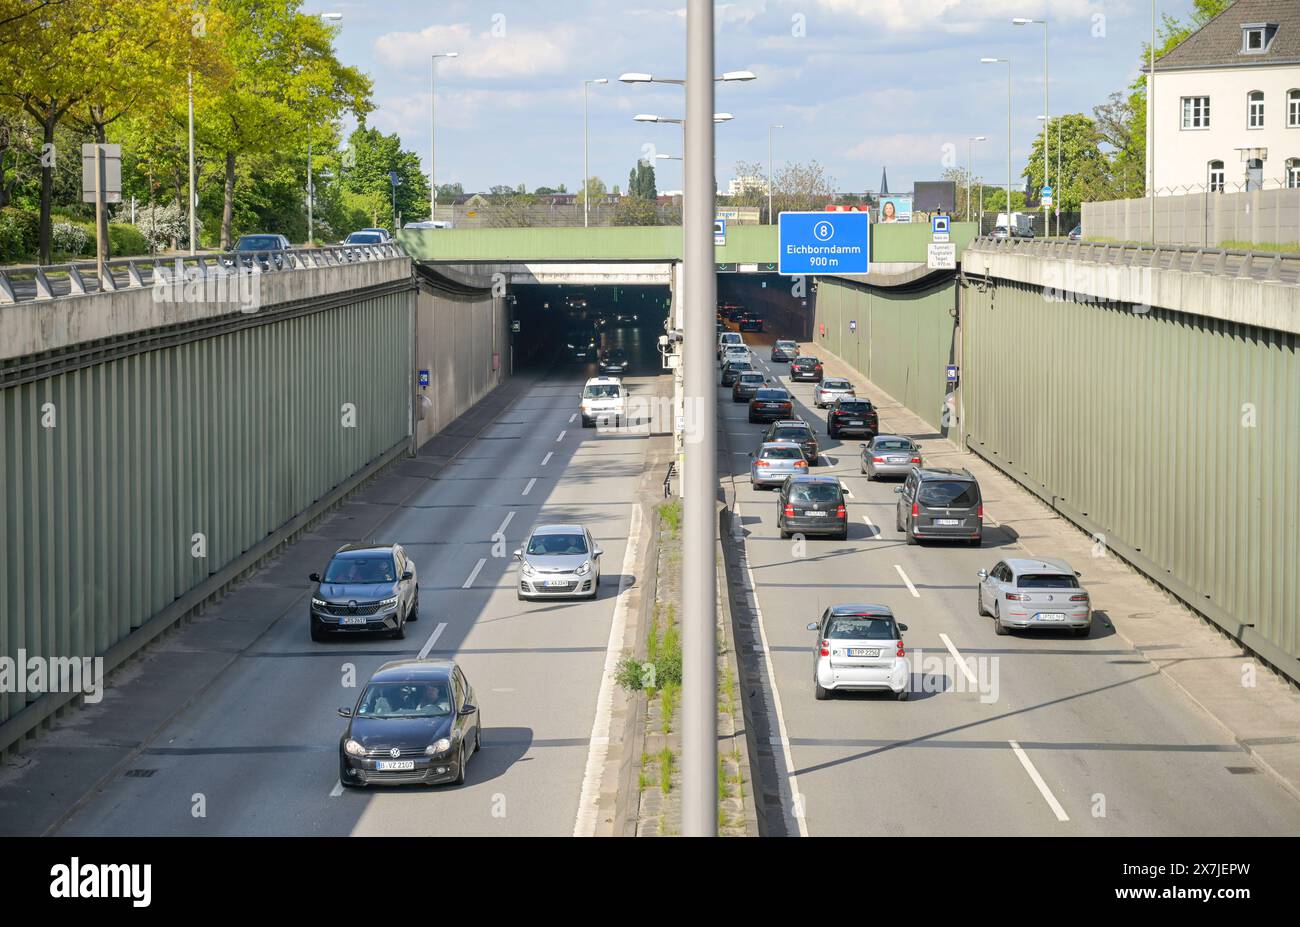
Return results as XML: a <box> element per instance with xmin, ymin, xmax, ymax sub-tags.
<box><xmin>783</xmin><ymin>504</ymin><xmax>795</xmax><ymax>517</ymax></box>
<box><xmin>794</xmin><ymin>460</ymin><xmax>807</xmax><ymax>468</ymax></box>
<box><xmin>1006</xmin><ymin>592</ymin><xmax>1027</xmax><ymax>601</ymax></box>
<box><xmin>977</xmin><ymin>502</ymin><xmax>984</xmax><ymax>518</ymax></box>
<box><xmin>820</xmin><ymin>640</ymin><xmax>830</xmax><ymax>657</ymax></box>
<box><xmin>872</xmin><ymin>456</ymin><xmax>885</xmax><ymax>463</ymax></box>
<box><xmin>1070</xmin><ymin>594</ymin><xmax>1089</xmax><ymax>602</ymax></box>
<box><xmin>910</xmin><ymin>457</ymin><xmax>921</xmax><ymax>464</ymax></box>
<box><xmin>896</xmin><ymin>640</ymin><xmax>906</xmax><ymax>658</ymax></box>
<box><xmin>835</xmin><ymin>504</ymin><xmax>846</xmax><ymax>517</ymax></box>
<box><xmin>754</xmin><ymin>460</ymin><xmax>770</xmax><ymax>467</ymax></box>
<box><xmin>911</xmin><ymin>502</ymin><xmax>919</xmax><ymax>518</ymax></box>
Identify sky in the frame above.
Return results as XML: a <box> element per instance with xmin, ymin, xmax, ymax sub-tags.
<box><xmin>315</xmin><ymin>0</ymin><xmax>1199</xmax><ymax>195</ymax></box>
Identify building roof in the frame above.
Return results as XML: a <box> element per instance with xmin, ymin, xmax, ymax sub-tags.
<box><xmin>1154</xmin><ymin>0</ymin><xmax>1300</xmax><ymax>71</ymax></box>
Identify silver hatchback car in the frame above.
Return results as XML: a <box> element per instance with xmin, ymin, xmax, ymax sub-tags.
<box><xmin>749</xmin><ymin>440</ymin><xmax>809</xmax><ymax>488</ymax></box>
<box><xmin>860</xmin><ymin>434</ymin><xmax>922</xmax><ymax>480</ymax></box>
<box><xmin>808</xmin><ymin>605</ymin><xmax>910</xmax><ymax>701</ymax></box>
<box><xmin>515</xmin><ymin>524</ymin><xmax>604</xmax><ymax>600</ymax></box>
<box><xmin>977</xmin><ymin>557</ymin><xmax>1092</xmax><ymax>636</ymax></box>
<box><xmin>813</xmin><ymin>377</ymin><xmax>855</xmax><ymax>408</ymax></box>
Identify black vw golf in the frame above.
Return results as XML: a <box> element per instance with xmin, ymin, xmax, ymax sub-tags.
<box><xmin>338</xmin><ymin>659</ymin><xmax>481</xmax><ymax>788</ymax></box>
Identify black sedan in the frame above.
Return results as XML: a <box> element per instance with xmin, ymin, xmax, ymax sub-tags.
<box><xmin>790</xmin><ymin>356</ymin><xmax>824</xmax><ymax>382</ymax></box>
<box><xmin>748</xmin><ymin>387</ymin><xmax>794</xmax><ymax>423</ymax></box>
<box><xmin>309</xmin><ymin>543</ymin><xmax>418</xmax><ymax>641</ymax></box>
<box><xmin>599</xmin><ymin>348</ymin><xmax>629</xmax><ymax>375</ymax></box>
<box><xmin>338</xmin><ymin>659</ymin><xmax>481</xmax><ymax>788</ymax></box>
<box><xmin>738</xmin><ymin>313</ymin><xmax>764</xmax><ymax>332</ymax></box>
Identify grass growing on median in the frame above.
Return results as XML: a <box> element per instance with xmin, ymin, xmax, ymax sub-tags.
<box><xmin>657</xmin><ymin>498</ymin><xmax>682</xmax><ymax>540</ymax></box>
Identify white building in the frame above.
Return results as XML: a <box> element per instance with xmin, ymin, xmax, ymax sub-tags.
<box><xmin>727</xmin><ymin>174</ymin><xmax>767</xmax><ymax>197</ymax></box>
<box><xmin>1151</xmin><ymin>0</ymin><xmax>1300</xmax><ymax>194</ymax></box>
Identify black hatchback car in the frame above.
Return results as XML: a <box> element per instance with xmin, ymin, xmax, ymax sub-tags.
<box><xmin>790</xmin><ymin>356</ymin><xmax>824</xmax><ymax>382</ymax></box>
<box><xmin>895</xmin><ymin>467</ymin><xmax>983</xmax><ymax>546</ymax></box>
<box><xmin>778</xmin><ymin>475</ymin><xmax>848</xmax><ymax>540</ymax></box>
<box><xmin>748</xmin><ymin>387</ymin><xmax>794</xmax><ymax>423</ymax></box>
<box><xmin>338</xmin><ymin>659</ymin><xmax>481</xmax><ymax>788</ymax></box>
<box><xmin>827</xmin><ymin>397</ymin><xmax>879</xmax><ymax>439</ymax></box>
<box><xmin>309</xmin><ymin>543</ymin><xmax>419</xmax><ymax>641</ymax></box>
<box><xmin>762</xmin><ymin>419</ymin><xmax>819</xmax><ymax>464</ymax></box>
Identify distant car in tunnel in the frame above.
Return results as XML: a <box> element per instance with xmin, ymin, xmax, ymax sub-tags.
<box><xmin>564</xmin><ymin>324</ymin><xmax>599</xmax><ymax>361</ymax></box>
<box><xmin>717</xmin><ymin>331</ymin><xmax>744</xmax><ymax>359</ymax></box>
<box><xmin>309</xmin><ymin>543</ymin><xmax>418</xmax><ymax>642</ymax></box>
<box><xmin>770</xmin><ymin>340</ymin><xmax>798</xmax><ymax>362</ymax></box>
<box><xmin>748</xmin><ymin>388</ymin><xmax>794</xmax><ymax>424</ymax></box>
<box><xmin>610</xmin><ymin>310</ymin><xmax>640</xmax><ymax>326</ymax></box>
<box><xmin>598</xmin><ymin>348</ymin><xmax>629</xmax><ymax>375</ymax></box>
<box><xmin>790</xmin><ymin>356</ymin><xmax>824</xmax><ymax>382</ymax></box>
<box><xmin>738</xmin><ymin>312</ymin><xmax>764</xmax><ymax>332</ymax></box>
<box><xmin>720</xmin><ymin>358</ymin><xmax>754</xmax><ymax>387</ymax></box>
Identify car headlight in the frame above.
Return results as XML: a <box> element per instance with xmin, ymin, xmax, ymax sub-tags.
<box><xmin>575</xmin><ymin>560</ymin><xmax>591</xmax><ymax>576</ymax></box>
<box><xmin>379</xmin><ymin>596</ymin><xmax>398</xmax><ymax>609</ymax></box>
<box><xmin>344</xmin><ymin>739</ymin><xmax>366</xmax><ymax>757</ymax></box>
<box><xmin>311</xmin><ymin>597</ymin><xmax>327</xmax><ymax>607</ymax></box>
<box><xmin>425</xmin><ymin>738</ymin><xmax>451</xmax><ymax>756</ymax></box>
<box><xmin>521</xmin><ymin>560</ymin><xmax>537</xmax><ymax>577</ymax></box>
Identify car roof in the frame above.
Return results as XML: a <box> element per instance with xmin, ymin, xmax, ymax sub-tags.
<box><xmin>753</xmin><ymin>388</ymin><xmax>788</xmax><ymax>398</ymax></box>
<box><xmin>368</xmin><ymin>659</ymin><xmax>455</xmax><ymax>683</ymax></box>
<box><xmin>332</xmin><ymin>543</ymin><xmax>396</xmax><ymax>557</ymax></box>
<box><xmin>1003</xmin><ymin>557</ymin><xmax>1076</xmax><ymax>575</ymax></box>
<box><xmin>759</xmin><ymin>440</ymin><xmax>801</xmax><ymax>448</ymax></box>
<box><xmin>916</xmin><ymin>467</ymin><xmax>976</xmax><ymax>481</ymax></box>
<box><xmin>584</xmin><ymin>376</ymin><xmax>621</xmax><ymax>386</ymax></box>
<box><xmin>531</xmin><ymin>523</ymin><xmax>586</xmax><ymax>536</ymax></box>
<box><xmin>737</xmin><ymin>371</ymin><xmax>765</xmax><ymax>378</ymax></box>
<box><xmin>770</xmin><ymin>419</ymin><xmax>811</xmax><ymax>428</ymax></box>
<box><xmin>871</xmin><ymin>433</ymin><xmax>910</xmax><ymax>442</ymax></box>
<box><xmin>828</xmin><ymin>604</ymin><xmax>895</xmax><ymax>618</ymax></box>
<box><xmin>786</xmin><ymin>474</ymin><xmax>840</xmax><ymax>485</ymax></box>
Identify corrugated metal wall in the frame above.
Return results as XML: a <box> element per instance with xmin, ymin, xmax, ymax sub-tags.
<box><xmin>814</xmin><ymin>276</ymin><xmax>958</xmax><ymax>432</ymax></box>
<box><xmin>0</xmin><ymin>292</ymin><xmax>411</xmax><ymax>731</ymax></box>
<box><xmin>963</xmin><ymin>278</ymin><xmax>1300</xmax><ymax>677</ymax></box>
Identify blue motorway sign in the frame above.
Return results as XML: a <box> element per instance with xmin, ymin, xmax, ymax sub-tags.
<box><xmin>778</xmin><ymin>211</ymin><xmax>869</xmax><ymax>276</ymax></box>
<box><xmin>418</xmin><ymin>369</ymin><xmax>430</xmax><ymax>388</ymax></box>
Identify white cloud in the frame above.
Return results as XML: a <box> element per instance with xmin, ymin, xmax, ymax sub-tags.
<box><xmin>373</xmin><ymin>22</ymin><xmax>577</xmax><ymax>79</ymax></box>
<box><xmin>810</xmin><ymin>0</ymin><xmax>1105</xmax><ymax>34</ymax></box>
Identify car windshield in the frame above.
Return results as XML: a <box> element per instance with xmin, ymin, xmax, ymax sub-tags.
<box><xmin>777</xmin><ymin>341</ymin><xmax>797</xmax><ymax>348</ymax></box>
<box><xmin>918</xmin><ymin>480</ymin><xmax>979</xmax><ymax>507</ymax></box>
<box><xmin>583</xmin><ymin>385</ymin><xmax>620</xmax><ymax>399</ymax></box>
<box><xmin>825</xmin><ymin>616</ymin><xmax>896</xmax><ymax>640</ymax></box>
<box><xmin>527</xmin><ymin>533</ymin><xmax>588</xmax><ymax>555</ymax></box>
<box><xmin>345</xmin><ymin>233</ymin><xmax>382</xmax><ymax>244</ymax></box>
<box><xmin>772</xmin><ymin>426</ymin><xmax>811</xmax><ymax>440</ymax></box>
<box><xmin>824</xmin><ymin>380</ymin><xmax>851</xmax><ymax>390</ymax></box>
<box><xmin>837</xmin><ymin>401</ymin><xmax>873</xmax><ymax>413</ymax></box>
<box><xmin>761</xmin><ymin>446</ymin><xmax>803</xmax><ymax>460</ymax></box>
<box><xmin>323</xmin><ymin>556</ymin><xmax>396</xmax><ymax>583</ymax></box>
<box><xmin>1017</xmin><ymin>573</ymin><xmax>1080</xmax><ymax>589</ymax></box>
<box><xmin>739</xmin><ymin>374</ymin><xmax>765</xmax><ymax>384</ymax></box>
<box><xmin>236</xmin><ymin>236</ymin><xmax>281</xmax><ymax>251</ymax></box>
<box><xmin>754</xmin><ymin>390</ymin><xmax>789</xmax><ymax>401</ymax></box>
<box><xmin>726</xmin><ymin>362</ymin><xmax>753</xmax><ymax>372</ymax></box>
<box><xmin>789</xmin><ymin>483</ymin><xmax>840</xmax><ymax>504</ymax></box>
<box><xmin>874</xmin><ymin>439</ymin><xmax>912</xmax><ymax>451</ymax></box>
<box><xmin>356</xmin><ymin>682</ymin><xmax>452</xmax><ymax>719</ymax></box>
<box><xmin>794</xmin><ymin>357</ymin><xmax>818</xmax><ymax>365</ymax></box>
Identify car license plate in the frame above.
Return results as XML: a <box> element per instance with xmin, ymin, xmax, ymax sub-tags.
<box><xmin>847</xmin><ymin>420</ymin><xmax>863</xmax><ymax>425</ymax></box>
<box><xmin>847</xmin><ymin>648</ymin><xmax>880</xmax><ymax>658</ymax></box>
<box><xmin>340</xmin><ymin>616</ymin><xmax>368</xmax><ymax>625</ymax></box>
<box><xmin>376</xmin><ymin>760</ymin><xmax>415</xmax><ymax>771</ymax></box>
<box><xmin>805</xmin><ymin>511</ymin><xmax>827</xmax><ymax>517</ymax></box>
<box><xmin>543</xmin><ymin>580</ymin><xmax>569</xmax><ymax>587</ymax></box>
<box><xmin>1035</xmin><ymin>613</ymin><xmax>1066</xmax><ymax>622</ymax></box>
<box><xmin>934</xmin><ymin>518</ymin><xmax>960</xmax><ymax>526</ymax></box>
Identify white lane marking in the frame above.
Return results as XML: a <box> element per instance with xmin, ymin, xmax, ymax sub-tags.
<box><xmin>522</xmin><ymin>477</ymin><xmax>537</xmax><ymax>496</ymax></box>
<box><xmin>574</xmin><ymin>503</ymin><xmax>644</xmax><ymax>837</ymax></box>
<box><xmin>497</xmin><ymin>510</ymin><xmax>515</xmax><ymax>536</ymax></box>
<box><xmin>490</xmin><ymin>687</ymin><xmax>516</xmax><ymax>693</ymax></box>
<box><xmin>569</xmin><ymin>413</ymin><xmax>577</xmax><ymax>424</ymax></box>
<box><xmin>556</xmin><ymin>430</ymin><xmax>567</xmax><ymax>443</ymax></box>
<box><xmin>733</xmin><ymin>499</ymin><xmax>809</xmax><ymax>838</ymax></box>
<box><xmin>839</xmin><ymin>481</ymin><xmax>852</xmax><ymax>498</ymax></box>
<box><xmin>861</xmin><ymin>514</ymin><xmax>877</xmax><ymax>537</ymax></box>
<box><xmin>1009</xmin><ymin>740</ymin><xmax>1071</xmax><ymax>822</ymax></box>
<box><xmin>541</xmin><ymin>451</ymin><xmax>554</xmax><ymax>466</ymax></box>
<box><xmin>939</xmin><ymin>633</ymin><xmax>979</xmax><ymax>686</ymax></box>
<box><xmin>824</xmin><ymin>455</ymin><xmax>837</xmax><ymax>466</ymax></box>
<box><xmin>462</xmin><ymin>559</ymin><xmax>487</xmax><ymax>589</ymax></box>
<box><xmin>894</xmin><ymin>564</ymin><xmax>920</xmax><ymax>598</ymax></box>
<box><xmin>417</xmin><ymin>621</ymin><xmax>449</xmax><ymax>660</ymax></box>
<box><xmin>329</xmin><ymin>780</ymin><xmax>344</xmax><ymax>798</ymax></box>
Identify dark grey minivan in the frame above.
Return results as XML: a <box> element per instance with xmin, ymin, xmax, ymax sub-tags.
<box><xmin>895</xmin><ymin>467</ymin><xmax>982</xmax><ymax>546</ymax></box>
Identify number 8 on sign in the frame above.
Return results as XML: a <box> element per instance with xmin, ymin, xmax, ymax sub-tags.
<box><xmin>814</xmin><ymin>221</ymin><xmax>834</xmax><ymax>241</ymax></box>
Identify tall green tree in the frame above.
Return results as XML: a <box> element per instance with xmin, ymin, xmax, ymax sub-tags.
<box><xmin>338</xmin><ymin>126</ymin><xmax>430</xmax><ymax>230</ymax></box>
<box><xmin>627</xmin><ymin>159</ymin><xmax>656</xmax><ymax>200</ymax></box>
<box><xmin>1021</xmin><ymin>114</ymin><xmax>1113</xmax><ymax>213</ymax></box>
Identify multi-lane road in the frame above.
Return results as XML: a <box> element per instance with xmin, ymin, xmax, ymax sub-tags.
<box><xmin>722</xmin><ymin>335</ymin><xmax>1300</xmax><ymax>837</ymax></box>
<box><xmin>2</xmin><ymin>325</ymin><xmax>662</xmax><ymax>837</ymax></box>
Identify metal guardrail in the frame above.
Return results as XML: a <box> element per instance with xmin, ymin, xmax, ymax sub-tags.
<box><xmin>0</xmin><ymin>242</ymin><xmax>408</xmax><ymax>305</ymax></box>
<box><xmin>663</xmin><ymin>460</ymin><xmax>676</xmax><ymax>498</ymax></box>
<box><xmin>969</xmin><ymin>235</ymin><xmax>1300</xmax><ymax>285</ymax></box>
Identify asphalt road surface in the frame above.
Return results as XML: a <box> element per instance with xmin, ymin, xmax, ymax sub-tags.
<box><xmin>722</xmin><ymin>341</ymin><xmax>1300</xmax><ymax>837</ymax></box>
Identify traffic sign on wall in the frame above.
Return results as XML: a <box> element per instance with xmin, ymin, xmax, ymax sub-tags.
<box><xmin>778</xmin><ymin>211</ymin><xmax>869</xmax><ymax>276</ymax></box>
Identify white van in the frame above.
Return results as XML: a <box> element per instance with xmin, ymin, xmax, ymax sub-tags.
<box><xmin>580</xmin><ymin>376</ymin><xmax>626</xmax><ymax>428</ymax></box>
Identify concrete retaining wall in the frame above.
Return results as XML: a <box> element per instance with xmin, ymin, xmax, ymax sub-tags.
<box><xmin>1083</xmin><ymin>187</ymin><xmax>1300</xmax><ymax>248</ymax></box>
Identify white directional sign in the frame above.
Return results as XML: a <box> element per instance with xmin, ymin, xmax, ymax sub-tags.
<box><xmin>927</xmin><ymin>242</ymin><xmax>956</xmax><ymax>270</ymax></box>
<box><xmin>81</xmin><ymin>143</ymin><xmax>122</xmax><ymax>203</ymax></box>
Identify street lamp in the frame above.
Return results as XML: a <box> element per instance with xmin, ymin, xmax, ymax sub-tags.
<box><xmin>1038</xmin><ymin>114</ymin><xmax>1063</xmax><ymax>236</ymax></box>
<box><xmin>981</xmin><ymin>57</ymin><xmax>1012</xmax><ymax>228</ymax></box>
<box><xmin>583</xmin><ymin>78</ymin><xmax>607</xmax><ymax>227</ymax></box>
<box><xmin>1148</xmin><ymin>0</ymin><xmax>1156</xmax><ymax>243</ymax></box>
<box><xmin>967</xmin><ymin>135</ymin><xmax>987</xmax><ymax>223</ymax></box>
<box><xmin>430</xmin><ymin>52</ymin><xmax>458</xmax><ymax>219</ymax></box>
<box><xmin>619</xmin><ymin>70</ymin><xmax>755</xmax><ymax>86</ymax></box>
<box><xmin>308</xmin><ymin>13</ymin><xmax>344</xmax><ymax>244</ymax></box>
<box><xmin>767</xmin><ymin>124</ymin><xmax>783</xmax><ymax>224</ymax></box>
<box><xmin>634</xmin><ymin>113</ymin><xmax>733</xmax><ymax>124</ymax></box>
<box><xmin>1013</xmin><ymin>18</ymin><xmax>1049</xmax><ymax>236</ymax></box>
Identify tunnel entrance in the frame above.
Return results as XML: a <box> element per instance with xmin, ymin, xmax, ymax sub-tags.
<box><xmin>716</xmin><ymin>273</ymin><xmax>812</xmax><ymax>343</ymax></box>
<box><xmin>509</xmin><ymin>283</ymin><xmax>671</xmax><ymax>375</ymax></box>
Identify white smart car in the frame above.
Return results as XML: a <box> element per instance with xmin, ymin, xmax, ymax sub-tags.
<box><xmin>808</xmin><ymin>605</ymin><xmax>910</xmax><ymax>701</ymax></box>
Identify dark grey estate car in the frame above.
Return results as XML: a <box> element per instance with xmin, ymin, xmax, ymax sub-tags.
<box><xmin>338</xmin><ymin>659</ymin><xmax>480</xmax><ymax>788</ymax></box>
<box><xmin>895</xmin><ymin>467</ymin><xmax>983</xmax><ymax>546</ymax></box>
<box><xmin>310</xmin><ymin>543</ymin><xmax>419</xmax><ymax>641</ymax></box>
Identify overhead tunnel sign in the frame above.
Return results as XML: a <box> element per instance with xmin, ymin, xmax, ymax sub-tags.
<box><xmin>778</xmin><ymin>211</ymin><xmax>869</xmax><ymax>276</ymax></box>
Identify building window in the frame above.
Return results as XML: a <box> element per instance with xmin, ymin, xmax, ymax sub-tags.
<box><xmin>1288</xmin><ymin>159</ymin><xmax>1300</xmax><ymax>189</ymax></box>
<box><xmin>1244</xmin><ymin>28</ymin><xmax>1264</xmax><ymax>51</ymax></box>
<box><xmin>1208</xmin><ymin>161</ymin><xmax>1225</xmax><ymax>193</ymax></box>
<box><xmin>1248</xmin><ymin>91</ymin><xmax>1264</xmax><ymax>129</ymax></box>
<box><xmin>1289</xmin><ymin>90</ymin><xmax>1300</xmax><ymax>127</ymax></box>
<box><xmin>1241</xmin><ymin>24</ymin><xmax>1276</xmax><ymax>54</ymax></box>
<box><xmin>1181</xmin><ymin>96</ymin><xmax>1210</xmax><ymax>129</ymax></box>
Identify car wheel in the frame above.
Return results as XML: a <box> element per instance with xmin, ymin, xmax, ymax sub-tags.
<box><xmin>1074</xmin><ymin>624</ymin><xmax>1091</xmax><ymax>638</ymax></box>
<box><xmin>835</xmin><ymin>528</ymin><xmax>848</xmax><ymax>541</ymax></box>
<box><xmin>779</xmin><ymin>528</ymin><xmax>790</xmax><ymax>540</ymax></box>
<box><xmin>896</xmin><ymin>686</ymin><xmax>910</xmax><ymax>702</ymax></box>
<box><xmin>993</xmin><ymin>603</ymin><xmax>1008</xmax><ymax>636</ymax></box>
<box><xmin>969</xmin><ymin>536</ymin><xmax>982</xmax><ymax>548</ymax></box>
<box><xmin>310</xmin><ymin>621</ymin><xmax>325</xmax><ymax>643</ymax></box>
<box><xmin>453</xmin><ymin>743</ymin><xmax>467</xmax><ymax>786</ymax></box>
<box><xmin>976</xmin><ymin>588</ymin><xmax>987</xmax><ymax>617</ymax></box>
<box><xmin>339</xmin><ymin>758</ymin><xmax>360</xmax><ymax>789</ymax></box>
<box><xmin>905</xmin><ymin>529</ymin><xmax>917</xmax><ymax>546</ymax></box>
<box><xmin>474</xmin><ymin>723</ymin><xmax>482</xmax><ymax>754</ymax></box>
<box><xmin>747</xmin><ymin>414</ymin><xmax>756</xmax><ymax>423</ymax></box>
<box><xmin>581</xmin><ymin>417</ymin><xmax>593</xmax><ymax>428</ymax></box>
<box><xmin>814</xmin><ymin>680</ymin><xmax>830</xmax><ymax>701</ymax></box>
<box><xmin>391</xmin><ymin>617</ymin><xmax>406</xmax><ymax>640</ymax></box>
<box><xmin>407</xmin><ymin>591</ymin><xmax>419</xmax><ymax>622</ymax></box>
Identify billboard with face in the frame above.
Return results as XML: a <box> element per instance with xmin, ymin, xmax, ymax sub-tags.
<box><xmin>878</xmin><ymin>196</ymin><xmax>912</xmax><ymax>223</ymax></box>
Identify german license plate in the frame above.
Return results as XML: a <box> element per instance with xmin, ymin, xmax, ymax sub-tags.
<box><xmin>805</xmin><ymin>511</ymin><xmax>827</xmax><ymax>517</ymax></box>
<box><xmin>847</xmin><ymin>648</ymin><xmax>880</xmax><ymax>658</ymax></box>
<box><xmin>376</xmin><ymin>760</ymin><xmax>414</xmax><ymax>771</ymax></box>
<box><xmin>848</xmin><ymin>420</ymin><xmax>863</xmax><ymax>425</ymax></box>
<box><xmin>340</xmin><ymin>616</ymin><xmax>368</xmax><ymax>625</ymax></box>
<box><xmin>889</xmin><ymin>457</ymin><xmax>908</xmax><ymax>463</ymax></box>
<box><xmin>543</xmin><ymin>580</ymin><xmax>569</xmax><ymax>587</ymax></box>
<box><xmin>935</xmin><ymin>518</ymin><xmax>960</xmax><ymax>526</ymax></box>
<box><xmin>1035</xmin><ymin>613</ymin><xmax>1066</xmax><ymax>622</ymax></box>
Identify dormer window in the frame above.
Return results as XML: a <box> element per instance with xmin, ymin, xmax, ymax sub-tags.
<box><xmin>1241</xmin><ymin>23</ymin><xmax>1277</xmax><ymax>54</ymax></box>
